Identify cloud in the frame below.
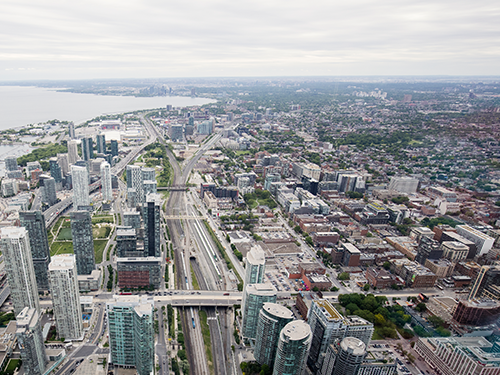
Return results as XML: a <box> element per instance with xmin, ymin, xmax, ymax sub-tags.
<box><xmin>0</xmin><ymin>0</ymin><xmax>499</xmax><ymax>79</ymax></box>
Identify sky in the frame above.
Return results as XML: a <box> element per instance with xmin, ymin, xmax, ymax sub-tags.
<box><xmin>1</xmin><ymin>0</ymin><xmax>499</xmax><ymax>80</ymax></box>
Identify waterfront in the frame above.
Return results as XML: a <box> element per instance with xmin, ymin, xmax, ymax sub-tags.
<box><xmin>0</xmin><ymin>86</ymin><xmax>215</xmax><ymax>131</ymax></box>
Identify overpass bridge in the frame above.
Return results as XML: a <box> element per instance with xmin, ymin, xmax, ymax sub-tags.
<box><xmin>157</xmin><ymin>185</ymin><xmax>189</xmax><ymax>191</ymax></box>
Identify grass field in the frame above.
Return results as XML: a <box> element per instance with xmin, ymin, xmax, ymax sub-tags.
<box><xmin>50</xmin><ymin>242</ymin><xmax>74</xmax><ymax>256</ymax></box>
<box><xmin>92</xmin><ymin>226</ymin><xmax>111</xmax><ymax>238</ymax></box>
<box><xmin>190</xmin><ymin>264</ymin><xmax>200</xmax><ymax>290</ymax></box>
<box><xmin>61</xmin><ymin>218</ymin><xmax>71</xmax><ymax>228</ymax></box>
<box><xmin>5</xmin><ymin>359</ymin><xmax>20</xmax><ymax>374</ymax></box>
<box><xmin>198</xmin><ymin>310</ymin><xmax>213</xmax><ymax>374</ymax></box>
<box><xmin>92</xmin><ymin>215</ymin><xmax>114</xmax><ymax>224</ymax></box>
<box><xmin>56</xmin><ymin>228</ymin><xmax>72</xmax><ymax>241</ymax></box>
<box><xmin>94</xmin><ymin>240</ymin><xmax>107</xmax><ymax>263</ymax></box>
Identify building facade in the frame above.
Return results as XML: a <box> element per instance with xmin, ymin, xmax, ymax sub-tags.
<box><xmin>143</xmin><ymin>193</ymin><xmax>161</xmax><ymax>257</ymax></box>
<box><xmin>272</xmin><ymin>320</ymin><xmax>312</xmax><ymax>375</ymax></box>
<box><xmin>16</xmin><ymin>308</ymin><xmax>47</xmax><ymax>375</ymax></box>
<box><xmin>70</xmin><ymin>211</ymin><xmax>95</xmax><ymax>275</ymax></box>
<box><xmin>242</xmin><ymin>283</ymin><xmax>277</xmax><ymax>340</ymax></box>
<box><xmin>71</xmin><ymin>165</ymin><xmax>90</xmax><ymax>209</ymax></box>
<box><xmin>101</xmin><ymin>161</ymin><xmax>113</xmax><ymax>201</ymax></box>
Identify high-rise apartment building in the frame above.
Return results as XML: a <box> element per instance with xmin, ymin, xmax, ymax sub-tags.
<box><xmin>68</xmin><ymin>121</ymin><xmax>75</xmax><ymax>139</ymax></box>
<box><xmin>19</xmin><ymin>211</ymin><xmax>51</xmax><ymax>291</ymax></box>
<box><xmin>48</xmin><ymin>255</ymin><xmax>83</xmax><ymax>340</ymax></box>
<box><xmin>143</xmin><ymin>194</ymin><xmax>161</xmax><ymax>257</ymax></box>
<box><xmin>81</xmin><ymin>137</ymin><xmax>94</xmax><ymax>161</ymax></box>
<box><xmin>242</xmin><ymin>283</ymin><xmax>277</xmax><ymax>339</ymax></box>
<box><xmin>70</xmin><ymin>211</ymin><xmax>95</xmax><ymax>275</ymax></box>
<box><xmin>71</xmin><ymin>165</ymin><xmax>90</xmax><ymax>209</ymax></box>
<box><xmin>16</xmin><ymin>307</ymin><xmax>48</xmax><ymax>375</ymax></box>
<box><xmin>244</xmin><ymin>245</ymin><xmax>266</xmax><ymax>286</ymax></box>
<box><xmin>0</xmin><ymin>227</ymin><xmax>40</xmax><ymax>316</ymax></box>
<box><xmin>49</xmin><ymin>157</ymin><xmax>62</xmax><ymax>184</ymax></box>
<box><xmin>68</xmin><ymin>140</ymin><xmax>79</xmax><ymax>165</ymax></box>
<box><xmin>116</xmin><ymin>228</ymin><xmax>140</xmax><ymax>257</ymax></box>
<box><xmin>141</xmin><ymin>168</ymin><xmax>156</xmax><ymax>182</ymax></box>
<box><xmin>127</xmin><ymin>165</ymin><xmax>143</xmax><ymax>204</ymax></box>
<box><xmin>101</xmin><ymin>161</ymin><xmax>112</xmax><ymax>201</ymax></box>
<box><xmin>272</xmin><ymin>320</ymin><xmax>312</xmax><ymax>375</ymax></box>
<box><xmin>169</xmin><ymin>124</ymin><xmax>184</xmax><ymax>141</ymax></box>
<box><xmin>40</xmin><ymin>175</ymin><xmax>57</xmax><ymax>206</ymax></box>
<box><xmin>469</xmin><ymin>265</ymin><xmax>500</xmax><ymax>301</ymax></box>
<box><xmin>143</xmin><ymin>180</ymin><xmax>157</xmax><ymax>202</ymax></box>
<box><xmin>96</xmin><ymin>134</ymin><xmax>106</xmax><ymax>154</ymax></box>
<box><xmin>321</xmin><ymin>337</ymin><xmax>366</xmax><ymax>375</ymax></box>
<box><xmin>123</xmin><ymin>211</ymin><xmax>141</xmax><ymax>229</ymax></box>
<box><xmin>110</xmin><ymin>140</ymin><xmax>118</xmax><ymax>157</ymax></box>
<box><xmin>307</xmin><ymin>300</ymin><xmax>374</xmax><ymax>373</ymax></box>
<box><xmin>254</xmin><ymin>303</ymin><xmax>294</xmax><ymax>368</ymax></box>
<box><xmin>57</xmin><ymin>153</ymin><xmax>69</xmax><ymax>175</ymax></box>
<box><xmin>107</xmin><ymin>296</ymin><xmax>154</xmax><ymax>375</ymax></box>
<box><xmin>5</xmin><ymin>156</ymin><xmax>18</xmax><ymax>171</ymax></box>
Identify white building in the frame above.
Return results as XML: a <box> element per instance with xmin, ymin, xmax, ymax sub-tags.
<box><xmin>0</xmin><ymin>227</ymin><xmax>40</xmax><ymax>316</ymax></box>
<box><xmin>388</xmin><ymin>176</ymin><xmax>419</xmax><ymax>194</ymax></box>
<box><xmin>48</xmin><ymin>255</ymin><xmax>83</xmax><ymax>340</ymax></box>
<box><xmin>67</xmin><ymin>140</ymin><xmax>80</xmax><ymax>165</ymax></box>
<box><xmin>71</xmin><ymin>165</ymin><xmax>90</xmax><ymax>209</ymax></box>
<box><xmin>456</xmin><ymin>225</ymin><xmax>495</xmax><ymax>257</ymax></box>
<box><xmin>100</xmin><ymin>162</ymin><xmax>112</xmax><ymax>202</ymax></box>
<box><xmin>1</xmin><ymin>179</ymin><xmax>18</xmax><ymax>197</ymax></box>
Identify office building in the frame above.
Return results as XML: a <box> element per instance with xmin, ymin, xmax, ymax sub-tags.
<box><xmin>49</xmin><ymin>157</ymin><xmax>62</xmax><ymax>184</ymax></box>
<box><xmin>244</xmin><ymin>245</ymin><xmax>266</xmax><ymax>286</ymax></box>
<box><xmin>0</xmin><ymin>227</ymin><xmax>40</xmax><ymax>316</ymax></box>
<box><xmin>272</xmin><ymin>320</ymin><xmax>312</xmax><ymax>375</ymax></box>
<box><xmin>110</xmin><ymin>139</ymin><xmax>119</xmax><ymax>157</ymax></box>
<box><xmin>101</xmin><ymin>161</ymin><xmax>112</xmax><ymax>201</ymax></box>
<box><xmin>40</xmin><ymin>175</ymin><xmax>57</xmax><ymax>206</ymax></box>
<box><xmin>5</xmin><ymin>156</ymin><xmax>18</xmax><ymax>171</ymax></box>
<box><xmin>19</xmin><ymin>211</ymin><xmax>51</xmax><ymax>291</ymax></box>
<box><xmin>453</xmin><ymin>299</ymin><xmax>500</xmax><ymax>326</ymax></box>
<box><xmin>48</xmin><ymin>255</ymin><xmax>83</xmax><ymax>340</ymax></box>
<box><xmin>16</xmin><ymin>308</ymin><xmax>47</xmax><ymax>375</ymax></box>
<box><xmin>68</xmin><ymin>121</ymin><xmax>75</xmax><ymax>139</ymax></box>
<box><xmin>254</xmin><ymin>303</ymin><xmax>294</xmax><ymax>368</ymax></box>
<box><xmin>415</xmin><ymin>236</ymin><xmax>442</xmax><ymax>265</ymax></box>
<box><xmin>469</xmin><ymin>265</ymin><xmax>500</xmax><ymax>301</ymax></box>
<box><xmin>415</xmin><ymin>336</ymin><xmax>500</xmax><ymax>375</ymax></box>
<box><xmin>71</xmin><ymin>165</ymin><xmax>90</xmax><ymax>209</ymax></box>
<box><xmin>96</xmin><ymin>134</ymin><xmax>106</xmax><ymax>154</ymax></box>
<box><xmin>116</xmin><ymin>228</ymin><xmax>140</xmax><ymax>257</ymax></box>
<box><xmin>117</xmin><ymin>257</ymin><xmax>162</xmax><ymax>289</ymax></box>
<box><xmin>81</xmin><ymin>137</ymin><xmax>94</xmax><ymax>161</ymax></box>
<box><xmin>307</xmin><ymin>300</ymin><xmax>374</xmax><ymax>373</ymax></box>
<box><xmin>70</xmin><ymin>211</ymin><xmax>95</xmax><ymax>275</ymax></box>
<box><xmin>242</xmin><ymin>283</ymin><xmax>277</xmax><ymax>339</ymax></box>
<box><xmin>441</xmin><ymin>241</ymin><xmax>469</xmax><ymax>262</ymax></box>
<box><xmin>68</xmin><ymin>140</ymin><xmax>79</xmax><ymax>165</ymax></box>
<box><xmin>143</xmin><ymin>194</ymin><xmax>161</xmax><ymax>257</ymax></box>
<box><xmin>387</xmin><ymin>176</ymin><xmax>419</xmax><ymax>194</ymax></box>
<box><xmin>321</xmin><ymin>337</ymin><xmax>366</xmax><ymax>375</ymax></box>
<box><xmin>456</xmin><ymin>225</ymin><xmax>495</xmax><ymax>257</ymax></box>
<box><xmin>57</xmin><ymin>153</ymin><xmax>69</xmax><ymax>175</ymax></box>
<box><xmin>107</xmin><ymin>296</ymin><xmax>154</xmax><ymax>375</ymax></box>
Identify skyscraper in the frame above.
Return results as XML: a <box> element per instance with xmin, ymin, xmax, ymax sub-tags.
<box><xmin>110</xmin><ymin>140</ymin><xmax>119</xmax><ymax>157</ymax></box>
<box><xmin>242</xmin><ymin>283</ymin><xmax>277</xmax><ymax>340</ymax></box>
<box><xmin>68</xmin><ymin>140</ymin><xmax>79</xmax><ymax>165</ymax></box>
<box><xmin>141</xmin><ymin>168</ymin><xmax>156</xmax><ymax>182</ymax></box>
<box><xmin>5</xmin><ymin>156</ymin><xmax>18</xmax><ymax>171</ymax></box>
<box><xmin>71</xmin><ymin>165</ymin><xmax>90</xmax><ymax>209</ymax></box>
<box><xmin>57</xmin><ymin>153</ymin><xmax>69</xmax><ymax>175</ymax></box>
<box><xmin>127</xmin><ymin>165</ymin><xmax>143</xmax><ymax>204</ymax></box>
<box><xmin>254</xmin><ymin>303</ymin><xmax>294</xmax><ymax>368</ymax></box>
<box><xmin>321</xmin><ymin>337</ymin><xmax>366</xmax><ymax>375</ymax></box>
<box><xmin>96</xmin><ymin>134</ymin><xmax>106</xmax><ymax>154</ymax></box>
<box><xmin>39</xmin><ymin>175</ymin><xmax>57</xmax><ymax>206</ymax></box>
<box><xmin>70</xmin><ymin>211</ymin><xmax>95</xmax><ymax>275</ymax></box>
<box><xmin>107</xmin><ymin>296</ymin><xmax>154</xmax><ymax>375</ymax></box>
<box><xmin>0</xmin><ymin>227</ymin><xmax>40</xmax><ymax>315</ymax></box>
<box><xmin>48</xmin><ymin>255</ymin><xmax>83</xmax><ymax>340</ymax></box>
<box><xmin>68</xmin><ymin>121</ymin><xmax>75</xmax><ymax>139</ymax></box>
<box><xmin>16</xmin><ymin>307</ymin><xmax>48</xmax><ymax>375</ymax></box>
<box><xmin>273</xmin><ymin>321</ymin><xmax>312</xmax><ymax>375</ymax></box>
<box><xmin>101</xmin><ymin>161</ymin><xmax>112</xmax><ymax>201</ymax></box>
<box><xmin>307</xmin><ymin>300</ymin><xmax>374</xmax><ymax>373</ymax></box>
<box><xmin>142</xmin><ymin>180</ymin><xmax>157</xmax><ymax>202</ymax></box>
<box><xmin>49</xmin><ymin>157</ymin><xmax>62</xmax><ymax>184</ymax></box>
<box><xmin>116</xmin><ymin>227</ymin><xmax>140</xmax><ymax>257</ymax></box>
<box><xmin>244</xmin><ymin>245</ymin><xmax>266</xmax><ymax>286</ymax></box>
<box><xmin>469</xmin><ymin>265</ymin><xmax>500</xmax><ymax>300</ymax></box>
<box><xmin>19</xmin><ymin>211</ymin><xmax>51</xmax><ymax>291</ymax></box>
<box><xmin>81</xmin><ymin>137</ymin><xmax>94</xmax><ymax>161</ymax></box>
<box><xmin>143</xmin><ymin>194</ymin><xmax>161</xmax><ymax>257</ymax></box>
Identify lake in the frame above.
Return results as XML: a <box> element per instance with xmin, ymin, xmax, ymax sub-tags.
<box><xmin>0</xmin><ymin>86</ymin><xmax>215</xmax><ymax>131</ymax></box>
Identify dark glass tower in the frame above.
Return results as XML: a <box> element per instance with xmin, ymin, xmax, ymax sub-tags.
<box><xmin>70</xmin><ymin>211</ymin><xmax>95</xmax><ymax>275</ymax></box>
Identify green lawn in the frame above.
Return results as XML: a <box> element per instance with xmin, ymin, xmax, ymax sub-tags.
<box><xmin>190</xmin><ymin>264</ymin><xmax>200</xmax><ymax>290</ymax></box>
<box><xmin>56</xmin><ymin>228</ymin><xmax>72</xmax><ymax>241</ymax></box>
<box><xmin>92</xmin><ymin>215</ymin><xmax>114</xmax><ymax>224</ymax></box>
<box><xmin>50</xmin><ymin>242</ymin><xmax>74</xmax><ymax>256</ymax></box>
<box><xmin>93</xmin><ymin>226</ymin><xmax>111</xmax><ymax>238</ymax></box>
<box><xmin>94</xmin><ymin>240</ymin><xmax>108</xmax><ymax>263</ymax></box>
<box><xmin>5</xmin><ymin>359</ymin><xmax>20</xmax><ymax>374</ymax></box>
<box><xmin>61</xmin><ymin>218</ymin><xmax>71</xmax><ymax>228</ymax></box>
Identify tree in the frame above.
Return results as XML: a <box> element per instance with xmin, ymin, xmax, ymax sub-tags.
<box><xmin>337</xmin><ymin>272</ymin><xmax>350</xmax><ymax>281</ymax></box>
<box><xmin>383</xmin><ymin>261</ymin><xmax>391</xmax><ymax>270</ymax></box>
<box><xmin>363</xmin><ymin>284</ymin><xmax>370</xmax><ymax>292</ymax></box>
<box><xmin>415</xmin><ymin>303</ymin><xmax>427</xmax><ymax>312</ymax></box>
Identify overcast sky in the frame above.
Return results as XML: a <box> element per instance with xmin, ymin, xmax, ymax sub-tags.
<box><xmin>1</xmin><ymin>0</ymin><xmax>499</xmax><ymax>80</ymax></box>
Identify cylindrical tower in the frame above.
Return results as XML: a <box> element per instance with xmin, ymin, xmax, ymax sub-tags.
<box><xmin>272</xmin><ymin>320</ymin><xmax>312</xmax><ymax>375</ymax></box>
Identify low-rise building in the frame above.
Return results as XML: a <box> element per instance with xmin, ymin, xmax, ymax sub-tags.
<box><xmin>77</xmin><ymin>270</ymin><xmax>102</xmax><ymax>292</ymax></box>
<box><xmin>424</xmin><ymin>258</ymin><xmax>454</xmax><ymax>278</ymax></box>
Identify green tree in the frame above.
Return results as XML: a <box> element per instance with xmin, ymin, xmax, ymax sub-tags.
<box><xmin>363</xmin><ymin>284</ymin><xmax>370</xmax><ymax>292</ymax></box>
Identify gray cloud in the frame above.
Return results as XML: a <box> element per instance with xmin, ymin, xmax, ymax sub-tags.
<box><xmin>0</xmin><ymin>0</ymin><xmax>499</xmax><ymax>79</ymax></box>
